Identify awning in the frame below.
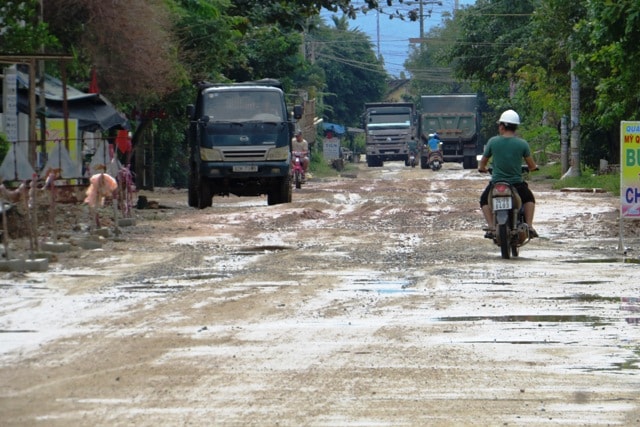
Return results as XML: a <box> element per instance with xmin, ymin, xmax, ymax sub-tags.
<box><xmin>14</xmin><ymin>70</ymin><xmax>129</xmax><ymax>132</ymax></box>
<box><xmin>322</xmin><ymin>122</ymin><xmax>346</xmax><ymax>135</ymax></box>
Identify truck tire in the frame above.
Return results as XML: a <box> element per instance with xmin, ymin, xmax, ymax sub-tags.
<box><xmin>463</xmin><ymin>155</ymin><xmax>478</xmax><ymax>170</ymax></box>
<box><xmin>188</xmin><ymin>165</ymin><xmax>198</xmax><ymax>207</ymax></box>
<box><xmin>197</xmin><ymin>178</ymin><xmax>212</xmax><ymax>209</ymax></box>
<box><xmin>268</xmin><ymin>176</ymin><xmax>291</xmax><ymax>205</ymax></box>
<box><xmin>420</xmin><ymin>157</ymin><xmax>428</xmax><ymax>169</ymax></box>
<box><xmin>367</xmin><ymin>156</ymin><xmax>382</xmax><ymax>167</ymax></box>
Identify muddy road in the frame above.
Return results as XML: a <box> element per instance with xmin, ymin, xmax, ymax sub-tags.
<box><xmin>1</xmin><ymin>162</ymin><xmax>639</xmax><ymax>426</ymax></box>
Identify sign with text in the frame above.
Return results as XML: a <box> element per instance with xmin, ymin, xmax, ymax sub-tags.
<box><xmin>37</xmin><ymin>118</ymin><xmax>80</xmax><ymax>163</ymax></box>
<box><xmin>620</xmin><ymin>121</ymin><xmax>640</xmax><ymax>218</ymax></box>
<box><xmin>2</xmin><ymin>67</ymin><xmax>18</xmax><ymax>143</ymax></box>
<box><xmin>323</xmin><ymin>137</ymin><xmax>341</xmax><ymax>160</ymax></box>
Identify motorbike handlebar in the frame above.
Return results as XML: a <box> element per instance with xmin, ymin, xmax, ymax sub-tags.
<box><xmin>479</xmin><ymin>165</ymin><xmax>538</xmax><ymax>174</ymax></box>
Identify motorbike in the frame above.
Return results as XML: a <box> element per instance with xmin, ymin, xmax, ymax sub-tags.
<box><xmin>407</xmin><ymin>142</ymin><xmax>418</xmax><ymax>168</ymax></box>
<box><xmin>427</xmin><ymin>148</ymin><xmax>443</xmax><ymax>171</ymax></box>
<box><xmin>291</xmin><ymin>151</ymin><xmax>307</xmax><ymax>189</ymax></box>
<box><xmin>408</xmin><ymin>151</ymin><xmax>417</xmax><ymax>168</ymax></box>
<box><xmin>483</xmin><ymin>167</ymin><xmax>533</xmax><ymax>259</ymax></box>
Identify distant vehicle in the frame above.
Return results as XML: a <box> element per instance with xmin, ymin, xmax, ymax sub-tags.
<box><xmin>186</xmin><ymin>79</ymin><xmax>302</xmax><ymax>208</ymax></box>
<box><xmin>419</xmin><ymin>94</ymin><xmax>481</xmax><ymax>169</ymax></box>
<box><xmin>362</xmin><ymin>102</ymin><xmax>417</xmax><ymax>167</ymax></box>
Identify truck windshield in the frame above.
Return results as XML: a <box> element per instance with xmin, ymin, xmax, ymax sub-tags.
<box><xmin>203</xmin><ymin>90</ymin><xmax>285</xmax><ymax>122</ymax></box>
<box><xmin>367</xmin><ymin>113</ymin><xmax>411</xmax><ymax>129</ymax></box>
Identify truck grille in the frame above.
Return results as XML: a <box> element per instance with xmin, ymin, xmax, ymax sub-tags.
<box><xmin>221</xmin><ymin>148</ymin><xmax>268</xmax><ymax>161</ymax></box>
<box><xmin>370</xmin><ymin>135</ymin><xmax>407</xmax><ymax>143</ymax></box>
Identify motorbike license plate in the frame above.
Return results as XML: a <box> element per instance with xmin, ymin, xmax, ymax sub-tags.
<box><xmin>233</xmin><ymin>165</ymin><xmax>258</xmax><ymax>172</ymax></box>
<box><xmin>492</xmin><ymin>197</ymin><xmax>512</xmax><ymax>210</ymax></box>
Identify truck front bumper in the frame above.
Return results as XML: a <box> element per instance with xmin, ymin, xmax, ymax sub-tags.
<box><xmin>199</xmin><ymin>161</ymin><xmax>290</xmax><ymax>179</ymax></box>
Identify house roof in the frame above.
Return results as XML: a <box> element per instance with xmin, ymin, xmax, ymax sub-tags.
<box><xmin>13</xmin><ymin>70</ymin><xmax>129</xmax><ymax>131</ymax></box>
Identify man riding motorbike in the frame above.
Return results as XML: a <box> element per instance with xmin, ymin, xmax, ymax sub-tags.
<box><xmin>291</xmin><ymin>129</ymin><xmax>309</xmax><ymax>180</ymax></box>
<box><xmin>427</xmin><ymin>132</ymin><xmax>441</xmax><ymax>152</ymax></box>
<box><xmin>478</xmin><ymin>109</ymin><xmax>539</xmax><ymax>239</ymax></box>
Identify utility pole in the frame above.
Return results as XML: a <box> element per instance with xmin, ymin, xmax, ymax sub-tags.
<box><xmin>376</xmin><ymin>7</ymin><xmax>381</xmax><ymax>57</ymax></box>
<box><xmin>419</xmin><ymin>1</ymin><xmax>424</xmax><ymax>39</ymax></box>
<box><xmin>418</xmin><ymin>1</ymin><xmax>443</xmax><ymax>39</ymax></box>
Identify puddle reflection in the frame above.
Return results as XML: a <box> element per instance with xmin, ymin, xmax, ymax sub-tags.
<box><xmin>434</xmin><ymin>314</ymin><xmax>610</xmax><ymax>324</ymax></box>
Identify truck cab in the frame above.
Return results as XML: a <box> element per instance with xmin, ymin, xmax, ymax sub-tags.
<box><xmin>186</xmin><ymin>80</ymin><xmax>302</xmax><ymax>208</ymax></box>
<box><xmin>363</xmin><ymin>102</ymin><xmax>417</xmax><ymax>167</ymax></box>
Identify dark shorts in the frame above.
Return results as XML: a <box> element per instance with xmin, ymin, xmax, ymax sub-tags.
<box><xmin>480</xmin><ymin>181</ymin><xmax>535</xmax><ymax>206</ymax></box>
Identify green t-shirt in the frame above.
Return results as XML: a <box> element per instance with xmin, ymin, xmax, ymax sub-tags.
<box><xmin>483</xmin><ymin>135</ymin><xmax>531</xmax><ymax>184</ymax></box>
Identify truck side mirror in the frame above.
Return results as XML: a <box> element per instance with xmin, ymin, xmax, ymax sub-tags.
<box><xmin>293</xmin><ymin>105</ymin><xmax>303</xmax><ymax>120</ymax></box>
<box><xmin>186</xmin><ymin>104</ymin><xmax>195</xmax><ymax>120</ymax></box>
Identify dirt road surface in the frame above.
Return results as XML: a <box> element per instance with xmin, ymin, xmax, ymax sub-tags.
<box><xmin>1</xmin><ymin>162</ymin><xmax>639</xmax><ymax>426</ymax></box>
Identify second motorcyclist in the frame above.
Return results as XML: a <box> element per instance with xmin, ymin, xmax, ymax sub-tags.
<box><xmin>291</xmin><ymin>129</ymin><xmax>310</xmax><ymax>180</ymax></box>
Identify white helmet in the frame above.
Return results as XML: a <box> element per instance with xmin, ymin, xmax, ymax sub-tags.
<box><xmin>428</xmin><ymin>133</ymin><xmax>434</xmax><ymax>138</ymax></box>
<box><xmin>497</xmin><ymin>109</ymin><xmax>520</xmax><ymax>125</ymax></box>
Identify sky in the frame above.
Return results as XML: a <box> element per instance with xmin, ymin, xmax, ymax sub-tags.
<box><xmin>321</xmin><ymin>0</ymin><xmax>476</xmax><ymax>78</ymax></box>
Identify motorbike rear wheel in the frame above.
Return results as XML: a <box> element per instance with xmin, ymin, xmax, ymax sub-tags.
<box><xmin>498</xmin><ymin>223</ymin><xmax>510</xmax><ymax>259</ymax></box>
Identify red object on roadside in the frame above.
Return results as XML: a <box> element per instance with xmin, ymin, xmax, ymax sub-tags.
<box><xmin>115</xmin><ymin>129</ymin><xmax>132</xmax><ymax>154</ymax></box>
<box><xmin>89</xmin><ymin>67</ymin><xmax>100</xmax><ymax>94</ymax></box>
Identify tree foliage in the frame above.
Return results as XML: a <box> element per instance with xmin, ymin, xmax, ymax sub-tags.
<box><xmin>43</xmin><ymin>0</ymin><xmax>184</xmax><ymax>105</ymax></box>
<box><xmin>172</xmin><ymin>0</ymin><xmax>241</xmax><ymax>83</ymax></box>
<box><xmin>574</xmin><ymin>0</ymin><xmax>640</xmax><ymax>128</ymax></box>
<box><xmin>5</xmin><ymin>0</ymin><xmax>640</xmax><ymax>181</ymax></box>
<box><xmin>405</xmin><ymin>18</ymin><xmax>471</xmax><ymax>98</ymax></box>
<box><xmin>438</xmin><ymin>0</ymin><xmax>633</xmax><ymax>167</ymax></box>
<box><xmin>314</xmin><ymin>15</ymin><xmax>387</xmax><ymax>127</ymax></box>
<box><xmin>0</xmin><ymin>0</ymin><xmax>58</xmax><ymax>54</ymax></box>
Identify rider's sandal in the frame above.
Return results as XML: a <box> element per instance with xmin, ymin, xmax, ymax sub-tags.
<box><xmin>528</xmin><ymin>227</ymin><xmax>539</xmax><ymax>238</ymax></box>
<box><xmin>483</xmin><ymin>228</ymin><xmax>496</xmax><ymax>239</ymax></box>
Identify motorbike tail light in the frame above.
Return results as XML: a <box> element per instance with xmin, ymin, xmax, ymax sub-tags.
<box><xmin>494</xmin><ymin>183</ymin><xmax>509</xmax><ymax>193</ymax></box>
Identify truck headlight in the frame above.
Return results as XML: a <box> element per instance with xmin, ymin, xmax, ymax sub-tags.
<box><xmin>200</xmin><ymin>147</ymin><xmax>223</xmax><ymax>161</ymax></box>
<box><xmin>266</xmin><ymin>145</ymin><xmax>289</xmax><ymax>161</ymax></box>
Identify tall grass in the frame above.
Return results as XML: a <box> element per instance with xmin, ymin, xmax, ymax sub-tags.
<box><xmin>535</xmin><ymin>163</ymin><xmax>620</xmax><ymax>195</ymax></box>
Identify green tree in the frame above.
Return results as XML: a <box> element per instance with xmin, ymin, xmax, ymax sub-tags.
<box><xmin>314</xmin><ymin>15</ymin><xmax>387</xmax><ymax>127</ymax></box>
<box><xmin>0</xmin><ymin>0</ymin><xmax>58</xmax><ymax>54</ymax></box>
<box><xmin>575</xmin><ymin>0</ymin><xmax>640</xmax><ymax>128</ymax></box>
<box><xmin>405</xmin><ymin>14</ymin><xmax>472</xmax><ymax>99</ymax></box>
<box><xmin>2</xmin><ymin>0</ymin><xmax>400</xmax><ymax>186</ymax></box>
<box><xmin>172</xmin><ymin>0</ymin><xmax>242</xmax><ymax>83</ymax></box>
<box><xmin>443</xmin><ymin>1</ymin><xmax>535</xmax><ymax>144</ymax></box>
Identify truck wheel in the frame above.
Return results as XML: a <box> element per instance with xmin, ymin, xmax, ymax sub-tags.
<box><xmin>268</xmin><ymin>176</ymin><xmax>291</xmax><ymax>205</ymax></box>
<box><xmin>188</xmin><ymin>166</ymin><xmax>198</xmax><ymax>207</ymax></box>
<box><xmin>286</xmin><ymin>176</ymin><xmax>292</xmax><ymax>203</ymax></box>
<box><xmin>197</xmin><ymin>178</ymin><xmax>212</xmax><ymax>209</ymax></box>
<box><xmin>367</xmin><ymin>156</ymin><xmax>382</xmax><ymax>167</ymax></box>
<box><xmin>463</xmin><ymin>155</ymin><xmax>478</xmax><ymax>170</ymax></box>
